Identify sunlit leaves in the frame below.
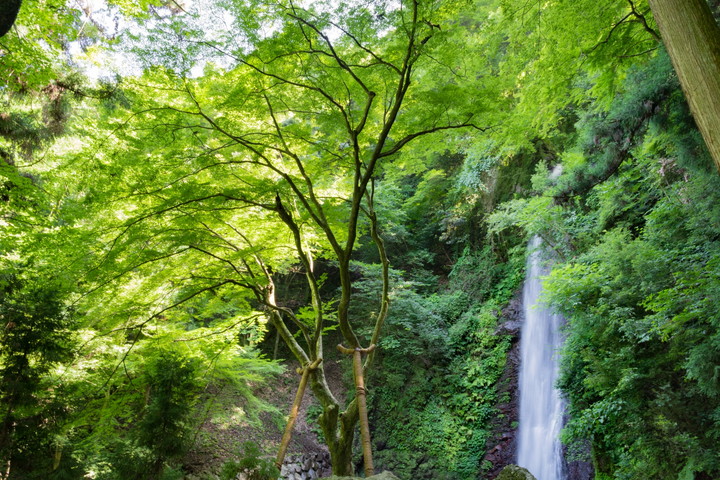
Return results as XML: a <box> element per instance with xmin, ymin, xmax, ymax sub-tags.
<box><xmin>489</xmin><ymin>0</ymin><xmax>660</xmax><ymax>153</ymax></box>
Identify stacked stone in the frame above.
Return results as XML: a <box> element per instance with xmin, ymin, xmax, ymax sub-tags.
<box><xmin>279</xmin><ymin>453</ymin><xmax>331</xmax><ymax>480</ymax></box>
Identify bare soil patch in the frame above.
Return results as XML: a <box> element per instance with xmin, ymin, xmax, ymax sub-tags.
<box><xmin>183</xmin><ymin>356</ymin><xmax>348</xmax><ymax>478</ymax></box>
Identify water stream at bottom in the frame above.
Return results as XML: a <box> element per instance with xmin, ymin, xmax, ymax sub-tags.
<box><xmin>516</xmin><ymin>236</ymin><xmax>566</xmax><ymax>480</ymax></box>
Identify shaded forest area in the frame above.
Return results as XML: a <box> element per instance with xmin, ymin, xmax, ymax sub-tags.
<box><xmin>1</xmin><ymin>0</ymin><xmax>719</xmax><ymax>479</ymax></box>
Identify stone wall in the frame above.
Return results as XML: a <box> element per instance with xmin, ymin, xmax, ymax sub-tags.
<box><xmin>280</xmin><ymin>452</ymin><xmax>331</xmax><ymax>480</ymax></box>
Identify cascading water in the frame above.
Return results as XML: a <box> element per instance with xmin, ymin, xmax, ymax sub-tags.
<box><xmin>516</xmin><ymin>236</ymin><xmax>566</xmax><ymax>480</ymax></box>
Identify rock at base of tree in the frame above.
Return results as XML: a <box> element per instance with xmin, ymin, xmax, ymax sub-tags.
<box><xmin>496</xmin><ymin>465</ymin><xmax>537</xmax><ymax>480</ymax></box>
<box><xmin>319</xmin><ymin>472</ymin><xmax>400</xmax><ymax>480</ymax></box>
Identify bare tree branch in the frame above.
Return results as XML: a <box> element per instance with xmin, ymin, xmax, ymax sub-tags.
<box><xmin>378</xmin><ymin>119</ymin><xmax>492</xmax><ymax>159</ymax></box>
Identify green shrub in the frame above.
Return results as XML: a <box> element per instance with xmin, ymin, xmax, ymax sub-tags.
<box><xmin>219</xmin><ymin>442</ymin><xmax>279</xmax><ymax>480</ymax></box>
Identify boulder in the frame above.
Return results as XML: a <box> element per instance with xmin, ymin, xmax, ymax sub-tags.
<box><xmin>320</xmin><ymin>472</ymin><xmax>400</xmax><ymax>480</ymax></box>
<box><xmin>496</xmin><ymin>465</ymin><xmax>537</xmax><ymax>480</ymax></box>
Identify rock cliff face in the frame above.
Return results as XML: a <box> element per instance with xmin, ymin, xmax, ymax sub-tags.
<box><xmin>483</xmin><ymin>294</ymin><xmax>523</xmax><ymax>479</ymax></box>
<box><xmin>564</xmin><ymin>441</ymin><xmax>594</xmax><ymax>480</ymax></box>
<box><xmin>484</xmin><ymin>292</ymin><xmax>597</xmax><ymax>480</ymax></box>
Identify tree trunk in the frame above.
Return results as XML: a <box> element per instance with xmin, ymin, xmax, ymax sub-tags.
<box><xmin>337</xmin><ymin>344</ymin><xmax>375</xmax><ymax>477</ymax></box>
<box><xmin>648</xmin><ymin>0</ymin><xmax>720</xmax><ymax>172</ymax></box>
<box><xmin>265</xmin><ymin>286</ymin><xmax>358</xmax><ymax>475</ymax></box>
<box><xmin>352</xmin><ymin>349</ymin><xmax>374</xmax><ymax>477</ymax></box>
<box><xmin>276</xmin><ymin>359</ymin><xmax>321</xmax><ymax>468</ymax></box>
<box><xmin>309</xmin><ymin>369</ymin><xmax>357</xmax><ymax>475</ymax></box>
<box><xmin>0</xmin><ymin>0</ymin><xmax>22</xmax><ymax>37</ymax></box>
<box><xmin>325</xmin><ymin>414</ymin><xmax>355</xmax><ymax>476</ymax></box>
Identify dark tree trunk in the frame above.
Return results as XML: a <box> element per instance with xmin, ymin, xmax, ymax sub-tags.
<box><xmin>0</xmin><ymin>0</ymin><xmax>22</xmax><ymax>37</ymax></box>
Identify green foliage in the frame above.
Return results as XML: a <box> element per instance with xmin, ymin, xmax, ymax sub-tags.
<box><xmin>1</xmin><ymin>3</ymin><xmax>80</xmax><ymax>91</ymax></box>
<box><xmin>492</xmin><ymin>0</ymin><xmax>659</xmax><ymax>151</ymax></box>
<box><xmin>546</xmin><ymin>190</ymin><xmax>720</xmax><ymax>478</ymax></box>
<box><xmin>449</xmin><ymin>245</ymin><xmax>525</xmax><ymax>304</ymax></box>
<box><xmin>0</xmin><ymin>275</ymin><xmax>76</xmax><ymax>477</ymax></box>
<box><xmin>306</xmin><ymin>403</ymin><xmax>326</xmax><ymax>443</ymax></box>
<box><xmin>59</xmin><ymin>338</ymin><xmax>282</xmax><ymax>479</ymax></box>
<box><xmin>360</xmin><ymin>247</ymin><xmax>521</xmax><ymax>479</ymax></box>
<box><xmin>488</xmin><ymin>28</ymin><xmax>720</xmax><ymax>480</ymax></box>
<box><xmin>219</xmin><ymin>442</ymin><xmax>279</xmax><ymax>480</ymax></box>
<box><xmin>367</xmin><ymin>293</ymin><xmax>513</xmax><ymax>479</ymax></box>
<box><xmin>5</xmin><ymin>0</ymin><xmax>719</xmax><ymax>478</ymax></box>
<box><xmin>137</xmin><ymin>350</ymin><xmax>202</xmax><ymax>471</ymax></box>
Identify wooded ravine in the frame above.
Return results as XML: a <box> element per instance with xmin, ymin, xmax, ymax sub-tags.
<box><xmin>1</xmin><ymin>0</ymin><xmax>719</xmax><ymax>479</ymax></box>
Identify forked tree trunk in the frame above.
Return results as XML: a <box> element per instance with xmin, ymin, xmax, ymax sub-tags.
<box><xmin>310</xmin><ymin>372</ymin><xmax>358</xmax><ymax>475</ymax></box>
<box><xmin>265</xmin><ymin>277</ymin><xmax>360</xmax><ymax>476</ymax></box>
<box><xmin>648</xmin><ymin>0</ymin><xmax>720</xmax><ymax>172</ymax></box>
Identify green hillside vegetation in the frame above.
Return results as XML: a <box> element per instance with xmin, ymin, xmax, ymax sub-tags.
<box><xmin>1</xmin><ymin>0</ymin><xmax>719</xmax><ymax>479</ymax></box>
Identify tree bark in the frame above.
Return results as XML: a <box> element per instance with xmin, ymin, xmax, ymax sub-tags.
<box><xmin>648</xmin><ymin>0</ymin><xmax>720</xmax><ymax>172</ymax></box>
<box><xmin>338</xmin><ymin>344</ymin><xmax>375</xmax><ymax>477</ymax></box>
<box><xmin>352</xmin><ymin>349</ymin><xmax>374</xmax><ymax>477</ymax></box>
<box><xmin>276</xmin><ymin>359</ymin><xmax>322</xmax><ymax>468</ymax></box>
<box><xmin>0</xmin><ymin>0</ymin><xmax>22</xmax><ymax>37</ymax></box>
<box><xmin>312</xmin><ymin>378</ymin><xmax>356</xmax><ymax>475</ymax></box>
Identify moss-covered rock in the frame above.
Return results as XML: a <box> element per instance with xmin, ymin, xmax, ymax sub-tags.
<box><xmin>320</xmin><ymin>472</ymin><xmax>400</xmax><ymax>480</ymax></box>
<box><xmin>496</xmin><ymin>464</ymin><xmax>537</xmax><ymax>480</ymax></box>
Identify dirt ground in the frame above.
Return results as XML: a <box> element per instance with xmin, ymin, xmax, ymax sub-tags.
<box><xmin>183</xmin><ymin>355</ymin><xmax>348</xmax><ymax>478</ymax></box>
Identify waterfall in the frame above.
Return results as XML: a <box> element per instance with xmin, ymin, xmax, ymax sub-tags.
<box><xmin>517</xmin><ymin>236</ymin><xmax>566</xmax><ymax>480</ymax></box>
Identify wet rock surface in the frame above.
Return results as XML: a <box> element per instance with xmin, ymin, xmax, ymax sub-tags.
<box><xmin>483</xmin><ymin>294</ymin><xmax>522</xmax><ymax>479</ymax></box>
<box><xmin>486</xmin><ymin>291</ymin><xmax>595</xmax><ymax>480</ymax></box>
<box><xmin>564</xmin><ymin>439</ymin><xmax>594</xmax><ymax>480</ymax></box>
<box><xmin>496</xmin><ymin>464</ymin><xmax>537</xmax><ymax>480</ymax></box>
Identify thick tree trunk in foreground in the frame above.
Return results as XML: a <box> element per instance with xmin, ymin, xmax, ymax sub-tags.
<box><xmin>313</xmin><ymin>376</ymin><xmax>358</xmax><ymax>475</ymax></box>
<box><xmin>648</xmin><ymin>0</ymin><xmax>720</xmax><ymax>172</ymax></box>
<box><xmin>0</xmin><ymin>0</ymin><xmax>22</xmax><ymax>37</ymax></box>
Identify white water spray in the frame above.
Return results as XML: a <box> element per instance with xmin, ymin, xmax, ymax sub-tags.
<box><xmin>516</xmin><ymin>236</ymin><xmax>566</xmax><ymax>480</ymax></box>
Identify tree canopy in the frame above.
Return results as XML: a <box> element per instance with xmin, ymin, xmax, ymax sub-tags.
<box><xmin>1</xmin><ymin>0</ymin><xmax>720</xmax><ymax>479</ymax></box>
